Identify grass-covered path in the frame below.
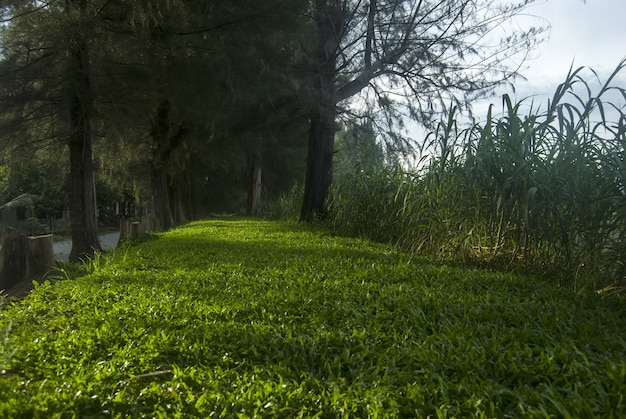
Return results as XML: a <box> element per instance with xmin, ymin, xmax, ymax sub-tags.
<box><xmin>1</xmin><ymin>218</ymin><xmax>625</xmax><ymax>417</ymax></box>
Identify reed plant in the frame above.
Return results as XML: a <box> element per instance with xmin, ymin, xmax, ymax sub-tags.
<box><xmin>330</xmin><ymin>60</ymin><xmax>626</xmax><ymax>290</ymax></box>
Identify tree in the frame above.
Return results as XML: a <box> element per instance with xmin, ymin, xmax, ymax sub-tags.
<box><xmin>0</xmin><ymin>0</ymin><xmax>310</xmax><ymax>236</ymax></box>
<box><xmin>334</xmin><ymin>120</ymin><xmax>385</xmax><ymax>180</ymax></box>
<box><xmin>0</xmin><ymin>0</ymin><xmax>101</xmax><ymax>261</ymax></box>
<box><xmin>66</xmin><ymin>0</ymin><xmax>101</xmax><ymax>261</ymax></box>
<box><xmin>299</xmin><ymin>0</ymin><xmax>545</xmax><ymax>221</ymax></box>
<box><xmin>92</xmin><ymin>0</ymin><xmax>310</xmax><ymax>223</ymax></box>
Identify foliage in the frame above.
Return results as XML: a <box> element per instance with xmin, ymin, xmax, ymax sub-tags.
<box><xmin>2</xmin><ymin>163</ymin><xmax>65</xmax><ymax>219</ymax></box>
<box><xmin>331</xmin><ymin>0</ymin><xmax>545</xmax><ymax>126</ymax></box>
<box><xmin>0</xmin><ymin>0</ymin><xmax>310</xmax><ymax>229</ymax></box>
<box><xmin>334</xmin><ymin>121</ymin><xmax>386</xmax><ymax>180</ymax></box>
<box><xmin>300</xmin><ymin>0</ymin><xmax>546</xmax><ymax>220</ymax></box>
<box><xmin>262</xmin><ymin>183</ymin><xmax>304</xmax><ymax>221</ymax></box>
<box><xmin>1</xmin><ymin>218</ymin><xmax>625</xmax><ymax>417</ymax></box>
<box><xmin>329</xmin><ymin>61</ymin><xmax>626</xmax><ymax>290</ymax></box>
<box><xmin>0</xmin><ymin>193</ymin><xmax>49</xmax><ymax>235</ymax></box>
<box><xmin>0</xmin><ymin>166</ymin><xmax>8</xmax><ymax>196</ymax></box>
<box><xmin>0</xmin><ymin>193</ymin><xmax>38</xmax><ymax>212</ymax></box>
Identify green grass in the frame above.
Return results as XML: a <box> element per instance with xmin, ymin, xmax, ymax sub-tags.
<box><xmin>1</xmin><ymin>218</ymin><xmax>625</xmax><ymax>417</ymax></box>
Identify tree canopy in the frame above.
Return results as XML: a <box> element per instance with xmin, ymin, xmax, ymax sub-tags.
<box><xmin>299</xmin><ymin>0</ymin><xmax>545</xmax><ymax>220</ymax></box>
<box><xmin>0</xmin><ymin>0</ymin><xmax>545</xmax><ymax>238</ymax></box>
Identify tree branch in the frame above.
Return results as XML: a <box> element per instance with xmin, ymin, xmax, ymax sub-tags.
<box><xmin>0</xmin><ymin>2</ymin><xmax>49</xmax><ymax>23</ymax></box>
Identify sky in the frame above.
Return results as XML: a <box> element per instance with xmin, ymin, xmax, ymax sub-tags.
<box><xmin>476</xmin><ymin>0</ymin><xmax>626</xmax><ymax>114</ymax></box>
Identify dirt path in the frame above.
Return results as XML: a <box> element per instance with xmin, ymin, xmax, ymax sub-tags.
<box><xmin>53</xmin><ymin>231</ymin><xmax>120</xmax><ymax>263</ymax></box>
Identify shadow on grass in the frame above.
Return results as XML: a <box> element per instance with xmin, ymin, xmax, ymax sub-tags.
<box><xmin>4</xmin><ymin>218</ymin><xmax>626</xmax><ymax>417</ymax></box>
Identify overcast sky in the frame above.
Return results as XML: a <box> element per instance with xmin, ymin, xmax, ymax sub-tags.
<box><xmin>481</xmin><ymin>0</ymin><xmax>626</xmax><ymax>112</ymax></box>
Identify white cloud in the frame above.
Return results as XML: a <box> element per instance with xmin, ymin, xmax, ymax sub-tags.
<box><xmin>472</xmin><ymin>0</ymin><xmax>626</xmax><ymax>118</ymax></box>
<box><xmin>531</xmin><ymin>1</ymin><xmax>623</xmax><ymax>80</ymax></box>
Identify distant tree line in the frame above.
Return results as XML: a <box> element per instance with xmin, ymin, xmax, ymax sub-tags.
<box><xmin>0</xmin><ymin>0</ymin><xmax>543</xmax><ymax>261</ymax></box>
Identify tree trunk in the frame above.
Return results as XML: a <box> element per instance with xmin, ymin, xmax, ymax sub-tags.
<box><xmin>119</xmin><ymin>219</ymin><xmax>145</xmax><ymax>242</ymax></box>
<box><xmin>0</xmin><ymin>226</ymin><xmax>26</xmax><ymax>291</ymax></box>
<box><xmin>150</xmin><ymin>99</ymin><xmax>185</xmax><ymax>232</ymax></box>
<box><xmin>172</xmin><ymin>186</ymin><xmax>188</xmax><ymax>225</ymax></box>
<box><xmin>68</xmin><ymin>123</ymin><xmax>100</xmax><ymax>262</ymax></box>
<box><xmin>247</xmin><ymin>162</ymin><xmax>262</xmax><ymax>216</ymax></box>
<box><xmin>300</xmin><ymin>1</ymin><xmax>342</xmax><ymax>222</ymax></box>
<box><xmin>67</xmin><ymin>0</ymin><xmax>100</xmax><ymax>262</ymax></box>
<box><xmin>26</xmin><ymin>234</ymin><xmax>55</xmax><ymax>279</ymax></box>
<box><xmin>151</xmin><ymin>163</ymin><xmax>174</xmax><ymax>232</ymax></box>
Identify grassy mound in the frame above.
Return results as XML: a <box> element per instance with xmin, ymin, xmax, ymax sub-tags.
<box><xmin>1</xmin><ymin>218</ymin><xmax>625</xmax><ymax>417</ymax></box>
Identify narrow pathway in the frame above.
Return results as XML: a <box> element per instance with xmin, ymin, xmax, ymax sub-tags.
<box><xmin>53</xmin><ymin>231</ymin><xmax>120</xmax><ymax>262</ymax></box>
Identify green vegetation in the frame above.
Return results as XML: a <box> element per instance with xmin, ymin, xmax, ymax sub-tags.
<box><xmin>330</xmin><ymin>62</ymin><xmax>626</xmax><ymax>291</ymax></box>
<box><xmin>2</xmin><ymin>218</ymin><xmax>625</xmax><ymax>417</ymax></box>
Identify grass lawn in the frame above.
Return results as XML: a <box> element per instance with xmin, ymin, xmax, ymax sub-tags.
<box><xmin>1</xmin><ymin>218</ymin><xmax>625</xmax><ymax>417</ymax></box>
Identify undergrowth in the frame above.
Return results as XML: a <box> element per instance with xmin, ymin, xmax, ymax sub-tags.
<box><xmin>1</xmin><ymin>218</ymin><xmax>625</xmax><ymax>417</ymax></box>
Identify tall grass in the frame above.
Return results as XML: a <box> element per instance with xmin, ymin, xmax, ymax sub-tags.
<box><xmin>261</xmin><ymin>182</ymin><xmax>304</xmax><ymax>221</ymax></box>
<box><xmin>330</xmin><ymin>60</ymin><xmax>626</xmax><ymax>291</ymax></box>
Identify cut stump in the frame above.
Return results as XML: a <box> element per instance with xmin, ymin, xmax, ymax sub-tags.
<box><xmin>0</xmin><ymin>226</ymin><xmax>55</xmax><ymax>293</ymax></box>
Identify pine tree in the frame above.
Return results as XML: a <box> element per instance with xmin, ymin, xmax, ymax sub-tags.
<box><xmin>299</xmin><ymin>0</ymin><xmax>545</xmax><ymax>221</ymax></box>
<box><xmin>0</xmin><ymin>0</ymin><xmax>101</xmax><ymax>261</ymax></box>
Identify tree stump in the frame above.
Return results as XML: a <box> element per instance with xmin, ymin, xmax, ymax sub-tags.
<box><xmin>0</xmin><ymin>226</ymin><xmax>55</xmax><ymax>292</ymax></box>
<box><xmin>0</xmin><ymin>226</ymin><xmax>26</xmax><ymax>291</ymax></box>
<box><xmin>26</xmin><ymin>234</ymin><xmax>55</xmax><ymax>279</ymax></box>
<box><xmin>119</xmin><ymin>219</ymin><xmax>145</xmax><ymax>243</ymax></box>
<box><xmin>131</xmin><ymin>221</ymin><xmax>141</xmax><ymax>239</ymax></box>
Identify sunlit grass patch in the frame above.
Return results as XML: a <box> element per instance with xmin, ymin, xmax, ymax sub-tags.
<box><xmin>1</xmin><ymin>218</ymin><xmax>625</xmax><ymax>417</ymax></box>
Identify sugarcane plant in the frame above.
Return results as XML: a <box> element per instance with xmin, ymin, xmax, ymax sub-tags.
<box><xmin>329</xmin><ymin>59</ymin><xmax>626</xmax><ymax>290</ymax></box>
